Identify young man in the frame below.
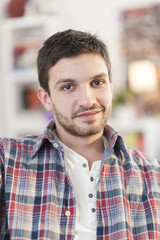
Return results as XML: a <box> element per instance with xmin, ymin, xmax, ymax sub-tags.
<box><xmin>0</xmin><ymin>29</ymin><xmax>160</xmax><ymax>240</ymax></box>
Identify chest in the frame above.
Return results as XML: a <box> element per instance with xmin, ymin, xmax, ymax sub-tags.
<box><xmin>4</xmin><ymin>153</ymin><xmax>160</xmax><ymax>239</ymax></box>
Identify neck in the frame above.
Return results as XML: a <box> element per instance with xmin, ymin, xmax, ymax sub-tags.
<box><xmin>55</xmin><ymin>126</ymin><xmax>106</xmax><ymax>169</ymax></box>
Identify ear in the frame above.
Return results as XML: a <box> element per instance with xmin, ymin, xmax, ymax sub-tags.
<box><xmin>37</xmin><ymin>87</ymin><xmax>53</xmax><ymax>112</ymax></box>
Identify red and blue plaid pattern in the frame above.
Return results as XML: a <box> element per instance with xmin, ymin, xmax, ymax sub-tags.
<box><xmin>0</xmin><ymin>120</ymin><xmax>160</xmax><ymax>239</ymax></box>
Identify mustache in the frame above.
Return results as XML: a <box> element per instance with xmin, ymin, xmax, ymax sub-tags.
<box><xmin>72</xmin><ymin>104</ymin><xmax>105</xmax><ymax>118</ymax></box>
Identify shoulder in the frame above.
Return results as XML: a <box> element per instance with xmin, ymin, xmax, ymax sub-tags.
<box><xmin>126</xmin><ymin>147</ymin><xmax>160</xmax><ymax>192</ymax></box>
<box><xmin>0</xmin><ymin>135</ymin><xmax>40</xmax><ymax>159</ymax></box>
<box><xmin>0</xmin><ymin>135</ymin><xmax>39</xmax><ymax>147</ymax></box>
<box><xmin>127</xmin><ymin>147</ymin><xmax>160</xmax><ymax>170</ymax></box>
<box><xmin>120</xmin><ymin>146</ymin><xmax>160</xmax><ymax>197</ymax></box>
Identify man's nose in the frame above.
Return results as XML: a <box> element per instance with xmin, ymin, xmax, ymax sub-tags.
<box><xmin>77</xmin><ymin>87</ymin><xmax>96</xmax><ymax>108</ymax></box>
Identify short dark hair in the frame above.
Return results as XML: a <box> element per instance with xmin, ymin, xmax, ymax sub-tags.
<box><xmin>37</xmin><ymin>29</ymin><xmax>111</xmax><ymax>93</ymax></box>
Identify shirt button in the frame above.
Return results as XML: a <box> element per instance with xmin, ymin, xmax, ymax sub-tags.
<box><xmin>53</xmin><ymin>143</ymin><xmax>58</xmax><ymax>148</ymax></box>
<box><xmin>90</xmin><ymin>177</ymin><xmax>94</xmax><ymax>181</ymax></box>
<box><xmin>91</xmin><ymin>208</ymin><xmax>96</xmax><ymax>213</ymax></box>
<box><xmin>89</xmin><ymin>193</ymin><xmax>93</xmax><ymax>198</ymax></box>
<box><xmin>82</xmin><ymin>163</ymin><xmax>87</xmax><ymax>168</ymax></box>
<box><xmin>65</xmin><ymin>210</ymin><xmax>71</xmax><ymax>217</ymax></box>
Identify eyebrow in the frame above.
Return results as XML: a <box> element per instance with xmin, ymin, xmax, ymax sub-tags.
<box><xmin>55</xmin><ymin>72</ymin><xmax>109</xmax><ymax>87</ymax></box>
<box><xmin>55</xmin><ymin>78</ymin><xmax>76</xmax><ymax>87</ymax></box>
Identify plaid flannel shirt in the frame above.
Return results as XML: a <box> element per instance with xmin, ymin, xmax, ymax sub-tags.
<box><xmin>0</xmin><ymin>120</ymin><xmax>160</xmax><ymax>240</ymax></box>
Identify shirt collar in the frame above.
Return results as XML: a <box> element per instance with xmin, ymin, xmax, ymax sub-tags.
<box><xmin>103</xmin><ymin>124</ymin><xmax>122</xmax><ymax>149</ymax></box>
<box><xmin>31</xmin><ymin>119</ymin><xmax>124</xmax><ymax>158</ymax></box>
<box><xmin>31</xmin><ymin>120</ymin><xmax>62</xmax><ymax>158</ymax></box>
<box><xmin>103</xmin><ymin>124</ymin><xmax>130</xmax><ymax>164</ymax></box>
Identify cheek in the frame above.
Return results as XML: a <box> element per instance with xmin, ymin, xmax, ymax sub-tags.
<box><xmin>100</xmin><ymin>90</ymin><xmax>112</xmax><ymax>106</ymax></box>
<box><xmin>53</xmin><ymin>96</ymin><xmax>73</xmax><ymax>113</ymax></box>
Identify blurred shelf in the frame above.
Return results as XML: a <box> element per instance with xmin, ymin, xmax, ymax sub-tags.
<box><xmin>11</xmin><ymin>69</ymin><xmax>38</xmax><ymax>84</ymax></box>
<box><xmin>108</xmin><ymin>116</ymin><xmax>160</xmax><ymax>158</ymax></box>
<box><xmin>1</xmin><ymin>15</ymin><xmax>58</xmax><ymax>137</ymax></box>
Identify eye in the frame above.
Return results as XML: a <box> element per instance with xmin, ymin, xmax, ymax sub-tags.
<box><xmin>91</xmin><ymin>79</ymin><xmax>105</xmax><ymax>87</ymax></box>
<box><xmin>62</xmin><ymin>84</ymin><xmax>74</xmax><ymax>91</ymax></box>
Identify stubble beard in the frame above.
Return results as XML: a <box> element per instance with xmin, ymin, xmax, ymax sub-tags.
<box><xmin>52</xmin><ymin>103</ymin><xmax>112</xmax><ymax>137</ymax></box>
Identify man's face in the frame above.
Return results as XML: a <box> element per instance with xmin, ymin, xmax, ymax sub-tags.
<box><xmin>39</xmin><ymin>53</ymin><xmax>113</xmax><ymax>137</ymax></box>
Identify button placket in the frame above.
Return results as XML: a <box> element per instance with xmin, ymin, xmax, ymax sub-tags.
<box><xmin>82</xmin><ymin>163</ymin><xmax>87</xmax><ymax>168</ymax></box>
<box><xmin>90</xmin><ymin>176</ymin><xmax>94</xmax><ymax>182</ymax></box>
<box><xmin>88</xmin><ymin>176</ymin><xmax>96</xmax><ymax>214</ymax></box>
<box><xmin>91</xmin><ymin>208</ymin><xmax>96</xmax><ymax>213</ymax></box>
<box><xmin>89</xmin><ymin>162</ymin><xmax>101</xmax><ymax>217</ymax></box>
<box><xmin>81</xmin><ymin>162</ymin><xmax>89</xmax><ymax>174</ymax></box>
<box><xmin>89</xmin><ymin>193</ymin><xmax>93</xmax><ymax>198</ymax></box>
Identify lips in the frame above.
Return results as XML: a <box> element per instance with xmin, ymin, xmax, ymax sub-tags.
<box><xmin>76</xmin><ymin>109</ymin><xmax>102</xmax><ymax>117</ymax></box>
<box><xmin>72</xmin><ymin>105</ymin><xmax>104</xmax><ymax>119</ymax></box>
<box><xmin>74</xmin><ymin>109</ymin><xmax>103</xmax><ymax>121</ymax></box>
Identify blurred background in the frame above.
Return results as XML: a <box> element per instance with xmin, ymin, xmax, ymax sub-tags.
<box><xmin>0</xmin><ymin>0</ymin><xmax>160</xmax><ymax>158</ymax></box>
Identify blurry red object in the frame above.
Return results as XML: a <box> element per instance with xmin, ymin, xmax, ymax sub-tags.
<box><xmin>7</xmin><ymin>0</ymin><xmax>25</xmax><ymax>18</ymax></box>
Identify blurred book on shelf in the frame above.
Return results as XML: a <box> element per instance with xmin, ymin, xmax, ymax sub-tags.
<box><xmin>13</xmin><ymin>39</ymin><xmax>41</xmax><ymax>70</ymax></box>
<box><xmin>22</xmin><ymin>87</ymin><xmax>41</xmax><ymax>110</ymax></box>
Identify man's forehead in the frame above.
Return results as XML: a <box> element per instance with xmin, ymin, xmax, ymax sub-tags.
<box><xmin>48</xmin><ymin>53</ymin><xmax>109</xmax><ymax>84</ymax></box>
<box><xmin>51</xmin><ymin>53</ymin><xmax>106</xmax><ymax>69</ymax></box>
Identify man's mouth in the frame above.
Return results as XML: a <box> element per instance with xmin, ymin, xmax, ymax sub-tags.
<box><xmin>72</xmin><ymin>105</ymin><xmax>105</xmax><ymax>119</ymax></box>
<box><xmin>76</xmin><ymin>109</ymin><xmax>102</xmax><ymax>117</ymax></box>
<box><xmin>74</xmin><ymin>109</ymin><xmax>103</xmax><ymax>120</ymax></box>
